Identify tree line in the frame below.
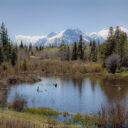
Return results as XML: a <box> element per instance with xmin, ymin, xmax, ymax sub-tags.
<box><xmin>0</xmin><ymin>22</ymin><xmax>17</xmax><ymax>66</ymax></box>
<box><xmin>100</xmin><ymin>26</ymin><xmax>128</xmax><ymax>73</ymax></box>
<box><xmin>0</xmin><ymin>23</ymin><xmax>128</xmax><ymax>74</ymax></box>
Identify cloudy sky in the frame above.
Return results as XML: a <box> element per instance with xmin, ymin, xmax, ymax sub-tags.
<box><xmin>0</xmin><ymin>0</ymin><xmax>128</xmax><ymax>37</ymax></box>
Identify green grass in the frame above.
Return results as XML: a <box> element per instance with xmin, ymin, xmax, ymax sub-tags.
<box><xmin>25</xmin><ymin>107</ymin><xmax>60</xmax><ymax>116</ymax></box>
<box><xmin>0</xmin><ymin>109</ymin><xmax>80</xmax><ymax>128</ymax></box>
<box><xmin>118</xmin><ymin>72</ymin><xmax>128</xmax><ymax>77</ymax></box>
<box><xmin>104</xmin><ymin>72</ymin><xmax>128</xmax><ymax>77</ymax></box>
<box><xmin>73</xmin><ymin>113</ymin><xmax>83</xmax><ymax>123</ymax></box>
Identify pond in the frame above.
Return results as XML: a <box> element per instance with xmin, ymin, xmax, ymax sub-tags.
<box><xmin>4</xmin><ymin>76</ymin><xmax>128</xmax><ymax>114</ymax></box>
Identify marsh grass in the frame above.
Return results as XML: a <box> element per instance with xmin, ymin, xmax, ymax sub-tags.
<box><xmin>71</xmin><ymin>102</ymin><xmax>128</xmax><ymax>128</ymax></box>
<box><xmin>25</xmin><ymin>107</ymin><xmax>60</xmax><ymax>116</ymax></box>
<box><xmin>73</xmin><ymin>113</ymin><xmax>83</xmax><ymax>123</ymax></box>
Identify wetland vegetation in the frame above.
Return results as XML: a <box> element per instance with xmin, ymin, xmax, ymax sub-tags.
<box><xmin>0</xmin><ymin>23</ymin><xmax>128</xmax><ymax>128</ymax></box>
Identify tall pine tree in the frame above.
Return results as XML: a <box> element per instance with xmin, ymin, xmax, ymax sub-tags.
<box><xmin>89</xmin><ymin>40</ymin><xmax>97</xmax><ymax>62</ymax></box>
<box><xmin>11</xmin><ymin>48</ymin><xmax>17</xmax><ymax>66</ymax></box>
<box><xmin>0</xmin><ymin>47</ymin><xmax>4</xmax><ymax>65</ymax></box>
<box><xmin>72</xmin><ymin>42</ymin><xmax>77</xmax><ymax>60</ymax></box>
<box><xmin>77</xmin><ymin>35</ymin><xmax>84</xmax><ymax>60</ymax></box>
<box><xmin>1</xmin><ymin>22</ymin><xmax>9</xmax><ymax>61</ymax></box>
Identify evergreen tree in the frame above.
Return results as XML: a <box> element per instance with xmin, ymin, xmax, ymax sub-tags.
<box><xmin>39</xmin><ymin>46</ymin><xmax>43</xmax><ymax>51</ymax></box>
<box><xmin>66</xmin><ymin>46</ymin><xmax>70</xmax><ymax>61</ymax></box>
<box><xmin>0</xmin><ymin>47</ymin><xmax>4</xmax><ymax>65</ymax></box>
<box><xmin>89</xmin><ymin>41</ymin><xmax>92</xmax><ymax>46</ymax></box>
<box><xmin>107</xmin><ymin>27</ymin><xmax>116</xmax><ymax>55</ymax></box>
<box><xmin>1</xmin><ymin>22</ymin><xmax>9</xmax><ymax>61</ymax></box>
<box><xmin>117</xmin><ymin>31</ymin><xmax>127</xmax><ymax>59</ymax></box>
<box><xmin>11</xmin><ymin>48</ymin><xmax>17</xmax><ymax>66</ymax></box>
<box><xmin>115</xmin><ymin>26</ymin><xmax>121</xmax><ymax>42</ymax></box>
<box><xmin>36</xmin><ymin>46</ymin><xmax>39</xmax><ymax>51</ymax></box>
<box><xmin>107</xmin><ymin>27</ymin><xmax>114</xmax><ymax>42</ymax></box>
<box><xmin>89</xmin><ymin>40</ymin><xmax>97</xmax><ymax>62</ymax></box>
<box><xmin>7</xmin><ymin>42</ymin><xmax>12</xmax><ymax>61</ymax></box>
<box><xmin>29</xmin><ymin>43</ymin><xmax>32</xmax><ymax>51</ymax></box>
<box><xmin>77</xmin><ymin>35</ymin><xmax>84</xmax><ymax>60</ymax></box>
<box><xmin>72</xmin><ymin>42</ymin><xmax>77</xmax><ymax>60</ymax></box>
<box><xmin>20</xmin><ymin>41</ymin><xmax>24</xmax><ymax>48</ymax></box>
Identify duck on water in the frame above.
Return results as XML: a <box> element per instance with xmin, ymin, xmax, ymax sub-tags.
<box><xmin>37</xmin><ymin>82</ymin><xmax>57</xmax><ymax>92</ymax></box>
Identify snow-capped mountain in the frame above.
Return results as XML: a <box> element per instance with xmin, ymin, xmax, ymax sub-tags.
<box><xmin>15</xmin><ymin>27</ymin><xmax>128</xmax><ymax>47</ymax></box>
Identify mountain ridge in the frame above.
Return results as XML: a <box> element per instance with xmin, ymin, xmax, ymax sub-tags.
<box><xmin>15</xmin><ymin>27</ymin><xmax>128</xmax><ymax>46</ymax></box>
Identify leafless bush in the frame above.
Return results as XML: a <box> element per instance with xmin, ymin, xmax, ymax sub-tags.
<box><xmin>105</xmin><ymin>54</ymin><xmax>120</xmax><ymax>74</ymax></box>
<box><xmin>11</xmin><ymin>98</ymin><xmax>27</xmax><ymax>112</ymax></box>
<box><xmin>95</xmin><ymin>105</ymin><xmax>107</xmax><ymax>127</ymax></box>
<box><xmin>96</xmin><ymin>102</ymin><xmax>128</xmax><ymax>128</ymax></box>
<box><xmin>108</xmin><ymin>102</ymin><xmax>127</xmax><ymax>128</ymax></box>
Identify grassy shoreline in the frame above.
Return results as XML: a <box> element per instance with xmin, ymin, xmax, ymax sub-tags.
<box><xmin>2</xmin><ymin>102</ymin><xmax>128</xmax><ymax>128</ymax></box>
<box><xmin>0</xmin><ymin>109</ymin><xmax>80</xmax><ymax>128</ymax></box>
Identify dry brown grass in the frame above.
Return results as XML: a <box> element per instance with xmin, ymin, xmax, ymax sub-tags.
<box><xmin>95</xmin><ymin>102</ymin><xmax>128</xmax><ymax>128</ymax></box>
<box><xmin>0</xmin><ymin>110</ymin><xmax>80</xmax><ymax>128</ymax></box>
<box><xmin>0</xmin><ymin>118</ymin><xmax>36</xmax><ymax>128</ymax></box>
<box><xmin>40</xmin><ymin>59</ymin><xmax>104</xmax><ymax>75</ymax></box>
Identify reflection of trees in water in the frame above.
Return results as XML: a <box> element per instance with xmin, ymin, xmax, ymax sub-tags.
<box><xmin>55</xmin><ymin>76</ymin><xmax>128</xmax><ymax>105</ymax></box>
<box><xmin>65</xmin><ymin>77</ymin><xmax>84</xmax><ymax>96</ymax></box>
<box><xmin>98</xmin><ymin>79</ymin><xmax>128</xmax><ymax>103</ymax></box>
<box><xmin>89</xmin><ymin>77</ymin><xmax>98</xmax><ymax>92</ymax></box>
<box><xmin>60</xmin><ymin>76</ymin><xmax>84</xmax><ymax>96</ymax></box>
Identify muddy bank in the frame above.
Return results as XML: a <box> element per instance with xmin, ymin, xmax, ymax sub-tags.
<box><xmin>0</xmin><ymin>73</ymin><xmax>41</xmax><ymax>87</ymax></box>
<box><xmin>0</xmin><ymin>71</ymin><xmax>128</xmax><ymax>87</ymax></box>
<box><xmin>41</xmin><ymin>72</ymin><xmax>128</xmax><ymax>83</ymax></box>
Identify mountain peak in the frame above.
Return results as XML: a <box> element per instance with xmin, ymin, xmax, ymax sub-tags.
<box><xmin>47</xmin><ymin>32</ymin><xmax>57</xmax><ymax>38</ymax></box>
<box><xmin>15</xmin><ymin>26</ymin><xmax>128</xmax><ymax>46</ymax></box>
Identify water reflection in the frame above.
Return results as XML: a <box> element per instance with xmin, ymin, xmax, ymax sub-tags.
<box><xmin>5</xmin><ymin>76</ymin><xmax>128</xmax><ymax>114</ymax></box>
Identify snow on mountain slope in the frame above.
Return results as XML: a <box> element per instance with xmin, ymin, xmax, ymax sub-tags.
<box><xmin>35</xmin><ymin>29</ymin><xmax>90</xmax><ymax>47</ymax></box>
<box><xmin>15</xmin><ymin>35</ymin><xmax>46</xmax><ymax>45</ymax></box>
<box><xmin>15</xmin><ymin>26</ymin><xmax>128</xmax><ymax>47</ymax></box>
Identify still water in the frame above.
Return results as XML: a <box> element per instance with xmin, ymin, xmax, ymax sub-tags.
<box><xmin>5</xmin><ymin>76</ymin><xmax>128</xmax><ymax>114</ymax></box>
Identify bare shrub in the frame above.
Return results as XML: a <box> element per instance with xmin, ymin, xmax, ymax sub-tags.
<box><xmin>108</xmin><ymin>102</ymin><xmax>127</xmax><ymax>128</ymax></box>
<box><xmin>95</xmin><ymin>105</ymin><xmax>107</xmax><ymax>127</ymax></box>
<box><xmin>105</xmin><ymin>54</ymin><xmax>120</xmax><ymax>74</ymax></box>
<box><xmin>11</xmin><ymin>98</ymin><xmax>27</xmax><ymax>112</ymax></box>
<box><xmin>96</xmin><ymin>102</ymin><xmax>128</xmax><ymax>128</ymax></box>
